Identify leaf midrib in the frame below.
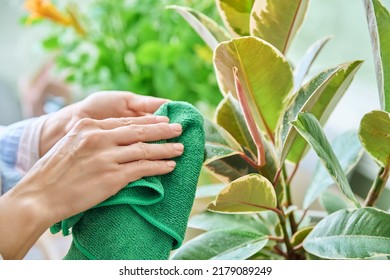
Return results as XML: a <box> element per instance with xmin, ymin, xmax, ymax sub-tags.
<box><xmin>211</xmin><ymin>236</ymin><xmax>268</xmax><ymax>260</ymax></box>
<box><xmin>232</xmin><ymin>40</ymin><xmax>274</xmax><ymax>140</ymax></box>
<box><xmin>308</xmin><ymin>235</ymin><xmax>390</xmax><ymax>241</ymax></box>
<box><xmin>282</xmin><ymin>0</ymin><xmax>304</xmax><ymax>54</ymax></box>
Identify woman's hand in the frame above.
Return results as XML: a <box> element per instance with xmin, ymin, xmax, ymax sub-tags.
<box><xmin>40</xmin><ymin>91</ymin><xmax>169</xmax><ymax>157</ymax></box>
<box><xmin>76</xmin><ymin>90</ymin><xmax>169</xmax><ymax>119</ymax></box>
<box><xmin>0</xmin><ymin>115</ymin><xmax>183</xmax><ymax>259</ymax></box>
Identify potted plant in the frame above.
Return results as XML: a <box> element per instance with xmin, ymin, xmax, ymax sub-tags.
<box><xmin>168</xmin><ymin>0</ymin><xmax>390</xmax><ymax>260</ymax></box>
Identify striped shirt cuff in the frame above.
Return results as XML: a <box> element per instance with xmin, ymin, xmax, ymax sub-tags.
<box><xmin>16</xmin><ymin>115</ymin><xmax>49</xmax><ymax>175</ymax></box>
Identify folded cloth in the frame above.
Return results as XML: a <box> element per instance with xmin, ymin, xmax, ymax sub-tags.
<box><xmin>51</xmin><ymin>101</ymin><xmax>205</xmax><ymax>259</ymax></box>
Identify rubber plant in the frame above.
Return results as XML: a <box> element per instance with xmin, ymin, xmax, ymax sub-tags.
<box><xmin>168</xmin><ymin>0</ymin><xmax>390</xmax><ymax>260</ymax></box>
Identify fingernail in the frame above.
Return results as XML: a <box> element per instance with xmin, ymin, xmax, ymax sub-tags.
<box><xmin>170</xmin><ymin>123</ymin><xmax>182</xmax><ymax>133</ymax></box>
<box><xmin>156</xmin><ymin>116</ymin><xmax>169</xmax><ymax>122</ymax></box>
<box><xmin>173</xmin><ymin>143</ymin><xmax>184</xmax><ymax>152</ymax></box>
<box><xmin>167</xmin><ymin>161</ymin><xmax>176</xmax><ymax>168</ymax></box>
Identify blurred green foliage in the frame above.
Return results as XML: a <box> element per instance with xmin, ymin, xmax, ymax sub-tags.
<box><xmin>31</xmin><ymin>0</ymin><xmax>221</xmax><ymax>106</ymax></box>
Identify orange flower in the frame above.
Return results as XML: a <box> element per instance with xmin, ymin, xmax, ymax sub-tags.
<box><xmin>24</xmin><ymin>0</ymin><xmax>86</xmax><ymax>36</ymax></box>
<box><xmin>25</xmin><ymin>0</ymin><xmax>72</xmax><ymax>26</ymax></box>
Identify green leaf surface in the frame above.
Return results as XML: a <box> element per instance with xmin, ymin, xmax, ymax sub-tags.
<box><xmin>277</xmin><ymin>61</ymin><xmax>362</xmax><ymax>164</ymax></box>
<box><xmin>293</xmin><ymin>36</ymin><xmax>331</xmax><ymax>91</ymax></box>
<box><xmin>303</xmin><ymin>208</ymin><xmax>390</xmax><ymax>259</ymax></box>
<box><xmin>250</xmin><ymin>0</ymin><xmax>309</xmax><ymax>54</ymax></box>
<box><xmin>291</xmin><ymin>113</ymin><xmax>360</xmax><ymax>207</ymax></box>
<box><xmin>214</xmin><ymin>36</ymin><xmax>293</xmax><ymax>137</ymax></box>
<box><xmin>257</xmin><ymin>211</ymin><xmax>280</xmax><ymax>228</ymax></box>
<box><xmin>319</xmin><ymin>191</ymin><xmax>352</xmax><ymax>214</ymax></box>
<box><xmin>208</xmin><ymin>174</ymin><xmax>277</xmax><ymax>213</ymax></box>
<box><xmin>214</xmin><ymin>95</ymin><xmax>278</xmax><ymax>183</ymax></box>
<box><xmin>204</xmin><ymin>118</ymin><xmax>243</xmax><ymax>161</ymax></box>
<box><xmin>205</xmin><ymin>153</ymin><xmax>258</xmax><ymax>183</ymax></box>
<box><xmin>291</xmin><ymin>226</ymin><xmax>313</xmax><ymax>247</ymax></box>
<box><xmin>303</xmin><ymin>130</ymin><xmax>364</xmax><ymax>209</ymax></box>
<box><xmin>364</xmin><ymin>0</ymin><xmax>390</xmax><ymax>112</ymax></box>
<box><xmin>216</xmin><ymin>0</ymin><xmax>255</xmax><ymax>36</ymax></box>
<box><xmin>204</xmin><ymin>118</ymin><xmax>256</xmax><ymax>182</ymax></box>
<box><xmin>171</xmin><ymin>229</ymin><xmax>268</xmax><ymax>260</ymax></box>
<box><xmin>205</xmin><ymin>143</ymin><xmax>239</xmax><ymax>161</ymax></box>
<box><xmin>215</xmin><ymin>94</ymin><xmax>257</xmax><ymax>155</ymax></box>
<box><xmin>233</xmin><ymin>67</ymin><xmax>267</xmax><ymax>166</ymax></box>
<box><xmin>188</xmin><ymin>211</ymin><xmax>269</xmax><ymax>234</ymax></box>
<box><xmin>283</xmin><ymin>205</ymin><xmax>298</xmax><ymax>216</ymax></box>
<box><xmin>167</xmin><ymin>5</ymin><xmax>231</xmax><ymax>50</ymax></box>
<box><xmin>359</xmin><ymin>110</ymin><xmax>390</xmax><ymax>167</ymax></box>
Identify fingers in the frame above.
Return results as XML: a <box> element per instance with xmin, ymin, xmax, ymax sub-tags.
<box><xmin>111</xmin><ymin>123</ymin><xmax>182</xmax><ymax>145</ymax></box>
<box><xmin>113</xmin><ymin>142</ymin><xmax>184</xmax><ymax>163</ymax></box>
<box><xmin>127</xmin><ymin>93</ymin><xmax>169</xmax><ymax>114</ymax></box>
<box><xmin>120</xmin><ymin>159</ymin><xmax>177</xmax><ymax>184</ymax></box>
<box><xmin>70</xmin><ymin>116</ymin><xmax>169</xmax><ymax>133</ymax></box>
<box><xmin>95</xmin><ymin>115</ymin><xmax>169</xmax><ymax>130</ymax></box>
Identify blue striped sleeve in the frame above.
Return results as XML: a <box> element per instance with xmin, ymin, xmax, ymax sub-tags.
<box><xmin>0</xmin><ymin>119</ymin><xmax>33</xmax><ymax>195</ymax></box>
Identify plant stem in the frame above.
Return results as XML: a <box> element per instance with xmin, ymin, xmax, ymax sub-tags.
<box><xmin>273</xmin><ymin>167</ymin><xmax>283</xmax><ymax>186</ymax></box>
<box><xmin>364</xmin><ymin>165</ymin><xmax>390</xmax><ymax>207</ymax></box>
<box><xmin>296</xmin><ymin>208</ymin><xmax>309</xmax><ymax>227</ymax></box>
<box><xmin>292</xmin><ymin>243</ymin><xmax>304</xmax><ymax>251</ymax></box>
<box><xmin>273</xmin><ymin>246</ymin><xmax>288</xmax><ymax>258</ymax></box>
<box><xmin>287</xmin><ymin>162</ymin><xmax>300</xmax><ymax>186</ymax></box>
<box><xmin>268</xmin><ymin>236</ymin><xmax>284</xmax><ymax>242</ymax></box>
<box><xmin>282</xmin><ymin>167</ymin><xmax>292</xmax><ymax>206</ymax></box>
<box><xmin>276</xmin><ymin>211</ymin><xmax>294</xmax><ymax>259</ymax></box>
<box><xmin>282</xmin><ymin>166</ymin><xmax>298</xmax><ymax>234</ymax></box>
<box><xmin>240</xmin><ymin>153</ymin><xmax>260</xmax><ymax>171</ymax></box>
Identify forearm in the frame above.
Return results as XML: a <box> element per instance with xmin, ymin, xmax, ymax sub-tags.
<box><xmin>0</xmin><ymin>176</ymin><xmax>52</xmax><ymax>259</ymax></box>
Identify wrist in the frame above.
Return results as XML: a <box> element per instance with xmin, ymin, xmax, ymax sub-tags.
<box><xmin>39</xmin><ymin>103</ymin><xmax>81</xmax><ymax>157</ymax></box>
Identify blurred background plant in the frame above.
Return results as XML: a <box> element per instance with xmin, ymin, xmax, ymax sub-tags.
<box><xmin>21</xmin><ymin>0</ymin><xmax>222</xmax><ymax>109</ymax></box>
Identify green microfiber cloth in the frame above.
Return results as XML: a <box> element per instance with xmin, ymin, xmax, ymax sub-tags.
<box><xmin>50</xmin><ymin>101</ymin><xmax>205</xmax><ymax>260</ymax></box>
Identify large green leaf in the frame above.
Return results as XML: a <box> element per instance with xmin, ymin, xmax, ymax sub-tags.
<box><xmin>188</xmin><ymin>211</ymin><xmax>269</xmax><ymax>234</ymax></box>
<box><xmin>276</xmin><ymin>61</ymin><xmax>363</xmax><ymax>164</ymax></box>
<box><xmin>250</xmin><ymin>0</ymin><xmax>309</xmax><ymax>54</ymax></box>
<box><xmin>303</xmin><ymin>130</ymin><xmax>364</xmax><ymax>209</ymax></box>
<box><xmin>303</xmin><ymin>208</ymin><xmax>390</xmax><ymax>259</ymax></box>
<box><xmin>215</xmin><ymin>93</ymin><xmax>279</xmax><ymax>183</ymax></box>
<box><xmin>167</xmin><ymin>5</ymin><xmax>231</xmax><ymax>51</ymax></box>
<box><xmin>215</xmin><ymin>0</ymin><xmax>255</xmax><ymax>36</ymax></box>
<box><xmin>208</xmin><ymin>173</ymin><xmax>277</xmax><ymax>213</ymax></box>
<box><xmin>215</xmin><ymin>94</ymin><xmax>257</xmax><ymax>156</ymax></box>
<box><xmin>204</xmin><ymin>118</ymin><xmax>243</xmax><ymax>161</ymax></box>
<box><xmin>233</xmin><ymin>66</ymin><xmax>267</xmax><ymax>166</ymax></box>
<box><xmin>171</xmin><ymin>229</ymin><xmax>268</xmax><ymax>260</ymax></box>
<box><xmin>319</xmin><ymin>191</ymin><xmax>352</xmax><ymax>214</ymax></box>
<box><xmin>291</xmin><ymin>113</ymin><xmax>360</xmax><ymax>207</ymax></box>
<box><xmin>359</xmin><ymin>110</ymin><xmax>390</xmax><ymax>167</ymax></box>
<box><xmin>293</xmin><ymin>36</ymin><xmax>331</xmax><ymax>91</ymax></box>
<box><xmin>205</xmin><ymin>153</ymin><xmax>258</xmax><ymax>183</ymax></box>
<box><xmin>204</xmin><ymin>118</ymin><xmax>257</xmax><ymax>182</ymax></box>
<box><xmin>214</xmin><ymin>36</ymin><xmax>293</xmax><ymax>137</ymax></box>
<box><xmin>364</xmin><ymin>0</ymin><xmax>390</xmax><ymax>112</ymax></box>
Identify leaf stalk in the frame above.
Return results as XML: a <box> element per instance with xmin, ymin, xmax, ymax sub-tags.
<box><xmin>364</xmin><ymin>163</ymin><xmax>390</xmax><ymax>207</ymax></box>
